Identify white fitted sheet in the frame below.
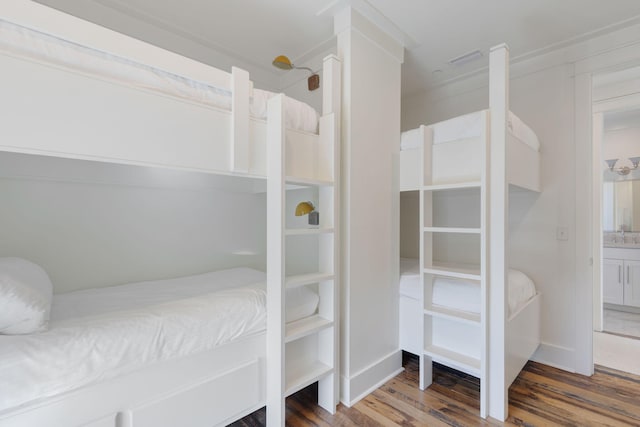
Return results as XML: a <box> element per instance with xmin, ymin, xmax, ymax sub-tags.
<box><xmin>399</xmin><ymin>258</ymin><xmax>536</xmax><ymax>315</ymax></box>
<box><xmin>0</xmin><ymin>19</ymin><xmax>319</xmax><ymax>133</ymax></box>
<box><xmin>0</xmin><ymin>268</ymin><xmax>318</xmax><ymax>412</ymax></box>
<box><xmin>400</xmin><ymin>110</ymin><xmax>540</xmax><ymax>152</ymax></box>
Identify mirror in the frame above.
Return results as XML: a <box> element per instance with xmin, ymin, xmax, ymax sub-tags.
<box><xmin>603</xmin><ymin>180</ymin><xmax>640</xmax><ymax>232</ymax></box>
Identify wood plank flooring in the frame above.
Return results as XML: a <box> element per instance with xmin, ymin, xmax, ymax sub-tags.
<box><xmin>230</xmin><ymin>353</ymin><xmax>640</xmax><ymax>426</ymax></box>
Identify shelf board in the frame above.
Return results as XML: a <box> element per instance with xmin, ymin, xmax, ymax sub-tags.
<box><xmin>423</xmin><ymin>265</ymin><xmax>481</xmax><ymax>281</ymax></box>
<box><xmin>424</xmin><ymin>305</ymin><xmax>480</xmax><ymax>325</ymax></box>
<box><xmin>285</xmin><ymin>315</ymin><xmax>333</xmax><ymax>343</ymax></box>
<box><xmin>424</xmin><ymin>345</ymin><xmax>480</xmax><ymax>376</ymax></box>
<box><xmin>285</xmin><ymin>227</ymin><xmax>334</xmax><ymax>236</ymax></box>
<box><xmin>286</xmin><ymin>176</ymin><xmax>333</xmax><ymax>187</ymax></box>
<box><xmin>423</xmin><ymin>227</ymin><xmax>481</xmax><ymax>234</ymax></box>
<box><xmin>422</xmin><ymin>181</ymin><xmax>482</xmax><ymax>191</ymax></box>
<box><xmin>285</xmin><ymin>361</ymin><xmax>333</xmax><ymax>397</ymax></box>
<box><xmin>286</xmin><ymin>272</ymin><xmax>334</xmax><ymax>288</ymax></box>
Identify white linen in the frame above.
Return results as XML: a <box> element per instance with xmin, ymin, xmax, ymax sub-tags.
<box><xmin>0</xmin><ymin>268</ymin><xmax>318</xmax><ymax>412</ymax></box>
<box><xmin>399</xmin><ymin>257</ymin><xmax>421</xmax><ymax>299</ymax></box>
<box><xmin>0</xmin><ymin>19</ymin><xmax>319</xmax><ymax>133</ymax></box>
<box><xmin>400</xmin><ymin>110</ymin><xmax>540</xmax><ymax>152</ymax></box>
<box><xmin>400</xmin><ymin>128</ymin><xmax>423</xmax><ymax>151</ymax></box>
<box><xmin>398</xmin><ymin>258</ymin><xmax>536</xmax><ymax>315</ymax></box>
<box><xmin>0</xmin><ymin>258</ymin><xmax>53</xmax><ymax>335</ymax></box>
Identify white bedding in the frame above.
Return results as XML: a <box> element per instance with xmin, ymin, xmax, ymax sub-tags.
<box><xmin>399</xmin><ymin>258</ymin><xmax>536</xmax><ymax>315</ymax></box>
<box><xmin>0</xmin><ymin>268</ymin><xmax>318</xmax><ymax>412</ymax></box>
<box><xmin>0</xmin><ymin>19</ymin><xmax>319</xmax><ymax>133</ymax></box>
<box><xmin>400</xmin><ymin>110</ymin><xmax>540</xmax><ymax>152</ymax></box>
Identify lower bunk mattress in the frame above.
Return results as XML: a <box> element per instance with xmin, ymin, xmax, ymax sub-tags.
<box><xmin>0</xmin><ymin>267</ymin><xmax>318</xmax><ymax>412</ymax></box>
<box><xmin>399</xmin><ymin>258</ymin><xmax>536</xmax><ymax>316</ymax></box>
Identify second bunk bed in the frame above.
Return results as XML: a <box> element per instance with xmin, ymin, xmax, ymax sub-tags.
<box><xmin>398</xmin><ymin>44</ymin><xmax>541</xmax><ymax>421</ymax></box>
<box><xmin>0</xmin><ymin>1</ymin><xmax>340</xmax><ymax>427</ymax></box>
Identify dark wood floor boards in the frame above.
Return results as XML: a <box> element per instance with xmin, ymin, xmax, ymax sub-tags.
<box><xmin>230</xmin><ymin>355</ymin><xmax>640</xmax><ymax>426</ymax></box>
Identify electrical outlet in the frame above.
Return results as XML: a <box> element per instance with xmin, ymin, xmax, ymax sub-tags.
<box><xmin>556</xmin><ymin>226</ymin><xmax>569</xmax><ymax>241</ymax></box>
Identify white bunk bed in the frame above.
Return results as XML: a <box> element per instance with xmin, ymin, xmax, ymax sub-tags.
<box><xmin>0</xmin><ymin>2</ymin><xmax>340</xmax><ymax>427</ymax></box>
<box><xmin>397</xmin><ymin>44</ymin><xmax>541</xmax><ymax>421</ymax></box>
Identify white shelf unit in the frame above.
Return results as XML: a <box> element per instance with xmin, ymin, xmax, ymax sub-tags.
<box><xmin>418</xmin><ymin>114</ymin><xmax>489</xmax><ymax>418</ymax></box>
<box><xmin>266</xmin><ymin>56</ymin><xmax>340</xmax><ymax>427</ymax></box>
<box><xmin>284</xmin><ymin>227</ymin><xmax>335</xmax><ymax>236</ymax></box>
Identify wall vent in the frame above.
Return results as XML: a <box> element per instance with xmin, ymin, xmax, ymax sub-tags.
<box><xmin>448</xmin><ymin>50</ymin><xmax>483</xmax><ymax>66</ymax></box>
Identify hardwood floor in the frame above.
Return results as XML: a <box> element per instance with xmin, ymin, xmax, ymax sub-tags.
<box><xmin>230</xmin><ymin>353</ymin><xmax>640</xmax><ymax>426</ymax></box>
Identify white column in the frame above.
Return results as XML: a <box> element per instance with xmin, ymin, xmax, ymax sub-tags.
<box><xmin>334</xmin><ymin>6</ymin><xmax>404</xmax><ymax>405</ymax></box>
<box><xmin>266</xmin><ymin>94</ymin><xmax>286</xmax><ymax>427</ymax></box>
<box><xmin>488</xmin><ymin>43</ymin><xmax>509</xmax><ymax>421</ymax></box>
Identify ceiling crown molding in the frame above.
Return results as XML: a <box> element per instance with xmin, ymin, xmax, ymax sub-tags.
<box><xmin>317</xmin><ymin>0</ymin><xmax>417</xmax><ymax>49</ymax></box>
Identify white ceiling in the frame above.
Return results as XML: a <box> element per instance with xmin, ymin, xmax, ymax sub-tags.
<box><xmin>34</xmin><ymin>0</ymin><xmax>640</xmax><ymax>94</ymax></box>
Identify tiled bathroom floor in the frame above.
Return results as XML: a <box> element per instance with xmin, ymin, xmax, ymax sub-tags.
<box><xmin>604</xmin><ymin>308</ymin><xmax>640</xmax><ymax>339</ymax></box>
<box><xmin>594</xmin><ymin>331</ymin><xmax>640</xmax><ymax>376</ymax></box>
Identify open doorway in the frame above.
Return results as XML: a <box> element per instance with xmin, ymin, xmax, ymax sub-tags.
<box><xmin>592</xmin><ymin>68</ymin><xmax>640</xmax><ymax>375</ymax></box>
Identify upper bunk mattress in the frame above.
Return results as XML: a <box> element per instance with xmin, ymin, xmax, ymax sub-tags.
<box><xmin>0</xmin><ymin>19</ymin><xmax>319</xmax><ymax>133</ymax></box>
<box><xmin>400</xmin><ymin>110</ymin><xmax>540</xmax><ymax>152</ymax></box>
<box><xmin>0</xmin><ymin>267</ymin><xmax>319</xmax><ymax>412</ymax></box>
<box><xmin>399</xmin><ymin>258</ymin><xmax>536</xmax><ymax>316</ymax></box>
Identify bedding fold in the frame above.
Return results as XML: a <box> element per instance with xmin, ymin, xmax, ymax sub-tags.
<box><xmin>399</xmin><ymin>258</ymin><xmax>536</xmax><ymax>315</ymax></box>
<box><xmin>0</xmin><ymin>19</ymin><xmax>319</xmax><ymax>133</ymax></box>
<box><xmin>0</xmin><ymin>267</ymin><xmax>318</xmax><ymax>412</ymax></box>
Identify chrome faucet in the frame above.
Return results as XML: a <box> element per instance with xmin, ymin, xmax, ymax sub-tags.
<box><xmin>619</xmin><ymin>226</ymin><xmax>626</xmax><ymax>243</ymax></box>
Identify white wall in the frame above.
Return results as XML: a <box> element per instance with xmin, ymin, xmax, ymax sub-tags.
<box><xmin>402</xmin><ymin>63</ymin><xmax>578</xmax><ymax>370</ymax></box>
<box><xmin>603</xmin><ymin>126</ymin><xmax>640</xmax><ymax>161</ymax></box>
<box><xmin>0</xmin><ymin>154</ymin><xmax>317</xmax><ymax>294</ymax></box>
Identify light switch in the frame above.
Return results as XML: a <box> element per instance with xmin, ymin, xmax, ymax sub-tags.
<box><xmin>556</xmin><ymin>226</ymin><xmax>569</xmax><ymax>241</ymax></box>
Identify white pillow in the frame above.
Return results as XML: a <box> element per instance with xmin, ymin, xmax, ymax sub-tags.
<box><xmin>0</xmin><ymin>257</ymin><xmax>53</xmax><ymax>334</ymax></box>
<box><xmin>285</xmin><ymin>285</ymin><xmax>319</xmax><ymax>323</ymax></box>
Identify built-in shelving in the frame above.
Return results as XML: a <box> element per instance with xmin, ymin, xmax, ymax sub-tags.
<box><xmin>424</xmin><ymin>304</ymin><xmax>480</xmax><ymax>325</ymax></box>
<box><xmin>422</xmin><ymin>181</ymin><xmax>482</xmax><ymax>191</ymax></box>
<box><xmin>267</xmin><ymin>58</ymin><xmax>340</xmax><ymax>426</ymax></box>
<box><xmin>285</xmin><ymin>272</ymin><xmax>334</xmax><ymax>288</ymax></box>
<box><xmin>285</xmin><ymin>176</ymin><xmax>333</xmax><ymax>187</ymax></box>
<box><xmin>285</xmin><ymin>361</ymin><xmax>333</xmax><ymax>397</ymax></box>
<box><xmin>285</xmin><ymin>315</ymin><xmax>333</xmax><ymax>343</ymax></box>
<box><xmin>424</xmin><ymin>345</ymin><xmax>480</xmax><ymax>376</ymax></box>
<box><xmin>423</xmin><ymin>227</ymin><xmax>481</xmax><ymax>234</ymax></box>
<box><xmin>423</xmin><ymin>265</ymin><xmax>481</xmax><ymax>281</ymax></box>
<box><xmin>285</xmin><ymin>227</ymin><xmax>334</xmax><ymax>236</ymax></box>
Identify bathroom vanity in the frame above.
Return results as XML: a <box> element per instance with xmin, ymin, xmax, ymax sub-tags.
<box><xmin>603</xmin><ymin>246</ymin><xmax>640</xmax><ymax>308</ymax></box>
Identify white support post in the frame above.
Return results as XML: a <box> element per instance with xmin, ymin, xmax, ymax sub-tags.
<box><xmin>419</xmin><ymin>125</ymin><xmax>433</xmax><ymax>390</ymax></box>
<box><xmin>318</xmin><ymin>55</ymin><xmax>342</xmax><ymax>182</ymax></box>
<box><xmin>479</xmin><ymin>110</ymin><xmax>490</xmax><ymax>419</ymax></box>
<box><xmin>323</xmin><ymin>55</ymin><xmax>341</xmax><ymax>117</ymax></box>
<box><xmin>231</xmin><ymin>67</ymin><xmax>250</xmax><ymax>173</ymax></box>
<box><xmin>318</xmin><ymin>52</ymin><xmax>341</xmax><ymax>411</ymax></box>
<box><xmin>266</xmin><ymin>94</ymin><xmax>286</xmax><ymax>427</ymax></box>
<box><xmin>488</xmin><ymin>43</ymin><xmax>509</xmax><ymax>421</ymax></box>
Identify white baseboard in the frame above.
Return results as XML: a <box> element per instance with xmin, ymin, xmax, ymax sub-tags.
<box><xmin>531</xmin><ymin>342</ymin><xmax>575</xmax><ymax>373</ymax></box>
<box><xmin>340</xmin><ymin>350</ymin><xmax>402</xmax><ymax>407</ymax></box>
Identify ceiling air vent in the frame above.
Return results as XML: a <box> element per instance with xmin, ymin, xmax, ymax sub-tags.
<box><xmin>448</xmin><ymin>49</ymin><xmax>483</xmax><ymax>66</ymax></box>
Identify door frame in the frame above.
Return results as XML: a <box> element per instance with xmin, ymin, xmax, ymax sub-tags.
<box><xmin>574</xmin><ymin>47</ymin><xmax>640</xmax><ymax>376</ymax></box>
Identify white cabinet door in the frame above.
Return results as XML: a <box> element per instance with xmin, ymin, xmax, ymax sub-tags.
<box><xmin>623</xmin><ymin>259</ymin><xmax>640</xmax><ymax>307</ymax></box>
<box><xmin>603</xmin><ymin>258</ymin><xmax>624</xmax><ymax>305</ymax></box>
